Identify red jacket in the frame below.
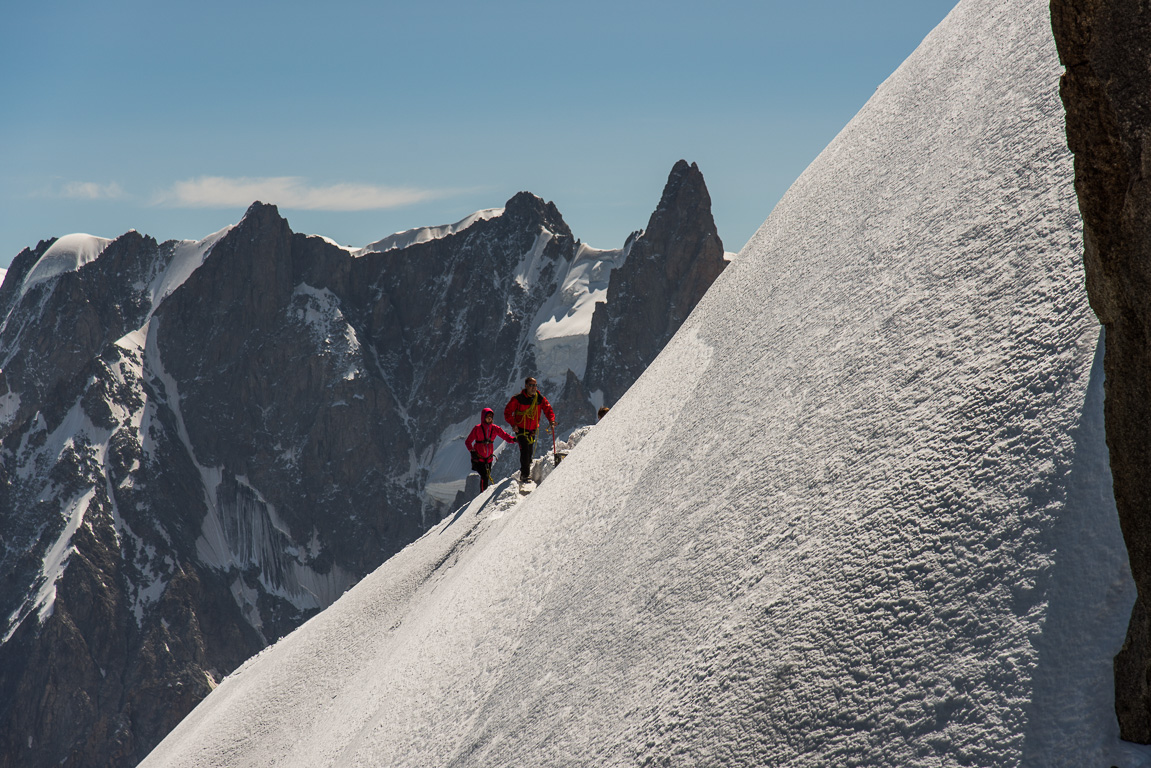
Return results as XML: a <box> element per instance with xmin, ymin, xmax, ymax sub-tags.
<box><xmin>504</xmin><ymin>389</ymin><xmax>555</xmax><ymax>434</ymax></box>
<box><xmin>465</xmin><ymin>410</ymin><xmax>515</xmax><ymax>461</ymax></box>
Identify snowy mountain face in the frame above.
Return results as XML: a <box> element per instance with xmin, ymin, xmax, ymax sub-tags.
<box><xmin>138</xmin><ymin>0</ymin><xmax>1151</xmax><ymax>766</ymax></box>
<box><xmin>0</xmin><ymin>169</ymin><xmax>725</xmax><ymax>768</ymax></box>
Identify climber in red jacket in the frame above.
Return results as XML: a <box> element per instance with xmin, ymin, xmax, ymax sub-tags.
<box><xmin>465</xmin><ymin>408</ymin><xmax>516</xmax><ymax>491</ymax></box>
<box><xmin>504</xmin><ymin>377</ymin><xmax>556</xmax><ymax>483</ymax></box>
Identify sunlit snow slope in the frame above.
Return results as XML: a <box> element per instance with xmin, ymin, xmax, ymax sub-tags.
<box><xmin>141</xmin><ymin>0</ymin><xmax>1151</xmax><ymax>765</ymax></box>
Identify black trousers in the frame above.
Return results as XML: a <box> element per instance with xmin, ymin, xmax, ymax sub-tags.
<box><xmin>516</xmin><ymin>431</ymin><xmax>537</xmax><ymax>478</ymax></box>
<box><xmin>470</xmin><ymin>457</ymin><xmax>494</xmax><ymax>490</ymax></box>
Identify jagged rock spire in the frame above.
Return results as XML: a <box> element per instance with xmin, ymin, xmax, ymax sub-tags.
<box><xmin>583</xmin><ymin>160</ymin><xmax>727</xmax><ymax>407</ymax></box>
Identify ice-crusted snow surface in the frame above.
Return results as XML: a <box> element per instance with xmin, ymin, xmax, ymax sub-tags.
<box><xmin>141</xmin><ymin>0</ymin><xmax>1151</xmax><ymax>765</ymax></box>
<box><xmin>353</xmin><ymin>208</ymin><xmax>504</xmax><ymax>256</ymax></box>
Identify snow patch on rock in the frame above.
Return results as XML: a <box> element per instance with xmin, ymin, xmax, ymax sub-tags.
<box><xmin>144</xmin><ymin>227</ymin><xmax>232</xmax><ymax>312</ymax></box>
<box><xmin>291</xmin><ymin>284</ymin><xmax>363</xmax><ymax>381</ymax></box>
<box><xmin>532</xmin><ymin>242</ymin><xmax>630</xmax><ymax>384</ymax></box>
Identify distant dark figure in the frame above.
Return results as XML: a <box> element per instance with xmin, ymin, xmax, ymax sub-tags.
<box><xmin>597</xmin><ymin>406</ymin><xmax>610</xmax><ymax>421</ymax></box>
<box><xmin>465</xmin><ymin>408</ymin><xmax>515</xmax><ymax>491</ymax></box>
<box><xmin>504</xmin><ymin>377</ymin><xmax>556</xmax><ymax>483</ymax></box>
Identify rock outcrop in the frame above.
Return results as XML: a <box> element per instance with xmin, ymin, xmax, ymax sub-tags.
<box><xmin>1051</xmin><ymin>0</ymin><xmax>1151</xmax><ymax>742</ymax></box>
<box><xmin>584</xmin><ymin>160</ymin><xmax>728</xmax><ymax>407</ymax></box>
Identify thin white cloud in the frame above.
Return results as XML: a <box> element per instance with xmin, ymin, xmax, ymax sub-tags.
<box><xmin>62</xmin><ymin>181</ymin><xmax>125</xmax><ymax>200</ymax></box>
<box><xmin>155</xmin><ymin>176</ymin><xmax>450</xmax><ymax>211</ymax></box>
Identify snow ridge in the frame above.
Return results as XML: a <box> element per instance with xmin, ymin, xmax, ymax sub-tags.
<box><xmin>354</xmin><ymin>208</ymin><xmax>504</xmax><ymax>256</ymax></box>
<box><xmin>20</xmin><ymin>233</ymin><xmax>112</xmax><ymax>296</ymax></box>
<box><xmin>143</xmin><ymin>227</ymin><xmax>232</xmax><ymax>313</ymax></box>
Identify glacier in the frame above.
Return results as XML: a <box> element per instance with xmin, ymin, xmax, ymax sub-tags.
<box><xmin>140</xmin><ymin>0</ymin><xmax>1151</xmax><ymax>765</ymax></box>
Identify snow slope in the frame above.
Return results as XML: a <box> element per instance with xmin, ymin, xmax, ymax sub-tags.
<box><xmin>141</xmin><ymin>0</ymin><xmax>1150</xmax><ymax>765</ymax></box>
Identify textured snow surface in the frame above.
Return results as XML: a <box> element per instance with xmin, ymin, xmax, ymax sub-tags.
<box><xmin>141</xmin><ymin>0</ymin><xmax>1151</xmax><ymax>766</ymax></box>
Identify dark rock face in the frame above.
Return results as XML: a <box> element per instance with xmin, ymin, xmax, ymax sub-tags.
<box><xmin>0</xmin><ymin>163</ymin><xmax>726</xmax><ymax>767</ymax></box>
<box><xmin>585</xmin><ymin>160</ymin><xmax>728</xmax><ymax>407</ymax></box>
<box><xmin>1051</xmin><ymin>0</ymin><xmax>1151</xmax><ymax>742</ymax></box>
<box><xmin>553</xmin><ymin>368</ymin><xmax>599</xmax><ymax>432</ymax></box>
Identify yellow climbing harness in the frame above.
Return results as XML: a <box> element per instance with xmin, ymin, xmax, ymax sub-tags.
<box><xmin>514</xmin><ymin>392</ymin><xmax>541</xmax><ymax>443</ymax></box>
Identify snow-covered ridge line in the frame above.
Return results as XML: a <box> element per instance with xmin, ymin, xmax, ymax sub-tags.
<box><xmin>142</xmin><ymin>226</ymin><xmax>233</xmax><ymax>314</ymax></box>
<box><xmin>354</xmin><ymin>208</ymin><xmax>504</xmax><ymax>256</ymax></box>
<box><xmin>20</xmin><ymin>233</ymin><xmax>112</xmax><ymax>296</ymax></box>
<box><xmin>14</xmin><ymin>227</ymin><xmax>231</xmax><ymax>319</ymax></box>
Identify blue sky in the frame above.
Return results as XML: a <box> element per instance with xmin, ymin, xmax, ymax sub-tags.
<box><xmin>1</xmin><ymin>0</ymin><xmax>959</xmax><ymax>266</ymax></box>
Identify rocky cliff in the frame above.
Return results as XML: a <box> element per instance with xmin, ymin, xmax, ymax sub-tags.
<box><xmin>0</xmin><ymin>163</ymin><xmax>727</xmax><ymax>767</ymax></box>
<box><xmin>1051</xmin><ymin>0</ymin><xmax>1151</xmax><ymax>743</ymax></box>
<box><xmin>585</xmin><ymin>160</ymin><xmax>727</xmax><ymax>407</ymax></box>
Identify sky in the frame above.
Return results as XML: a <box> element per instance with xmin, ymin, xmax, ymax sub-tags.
<box><xmin>1</xmin><ymin>0</ymin><xmax>959</xmax><ymax>267</ymax></box>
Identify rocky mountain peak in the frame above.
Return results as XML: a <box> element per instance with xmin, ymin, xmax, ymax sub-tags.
<box><xmin>583</xmin><ymin>160</ymin><xmax>728</xmax><ymax>407</ymax></box>
<box><xmin>654</xmin><ymin>159</ymin><xmax>706</xmax><ymax>212</ymax></box>
<box><xmin>0</xmin><ymin>241</ymin><xmax>51</xmax><ymax>317</ymax></box>
<box><xmin>501</xmin><ymin>191</ymin><xmax>572</xmax><ymax>241</ymax></box>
